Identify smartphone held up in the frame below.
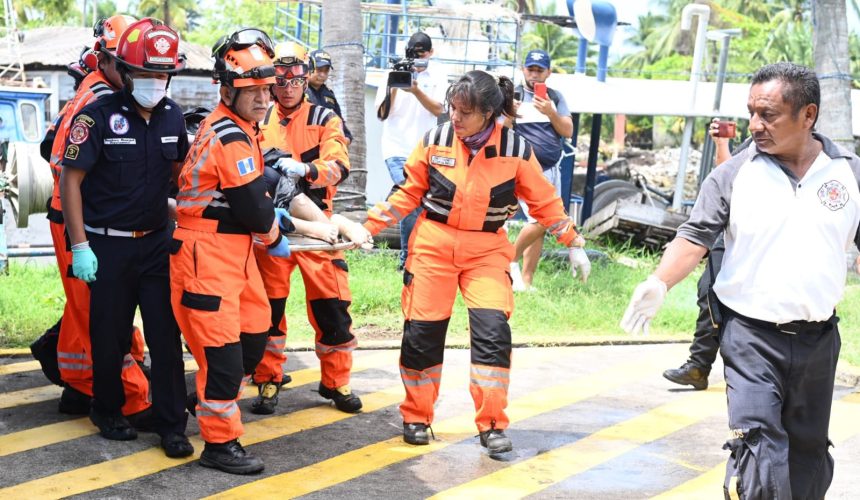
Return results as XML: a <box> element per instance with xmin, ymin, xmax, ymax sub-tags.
<box><xmin>533</xmin><ymin>82</ymin><xmax>547</xmax><ymax>100</ymax></box>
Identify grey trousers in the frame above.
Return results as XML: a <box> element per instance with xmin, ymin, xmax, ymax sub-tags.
<box><xmin>720</xmin><ymin>309</ymin><xmax>840</xmax><ymax>500</ymax></box>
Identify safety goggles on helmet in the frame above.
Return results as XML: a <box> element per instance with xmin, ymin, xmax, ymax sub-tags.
<box><xmin>274</xmin><ymin>63</ymin><xmax>307</xmax><ymax>79</ymax></box>
<box><xmin>212</xmin><ymin>28</ymin><xmax>275</xmax><ymax>59</ymax></box>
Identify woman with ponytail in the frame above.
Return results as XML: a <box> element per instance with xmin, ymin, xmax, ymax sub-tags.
<box><xmin>362</xmin><ymin>70</ymin><xmax>587</xmax><ymax>457</ymax></box>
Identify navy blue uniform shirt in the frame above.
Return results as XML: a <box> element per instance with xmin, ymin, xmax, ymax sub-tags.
<box><xmin>305</xmin><ymin>83</ymin><xmax>353</xmax><ymax>142</ymax></box>
<box><xmin>63</xmin><ymin>87</ymin><xmax>189</xmax><ymax>231</ymax></box>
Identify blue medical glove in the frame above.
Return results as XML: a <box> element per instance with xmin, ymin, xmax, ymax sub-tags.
<box><xmin>268</xmin><ymin>234</ymin><xmax>291</xmax><ymax>258</ymax></box>
<box><xmin>71</xmin><ymin>243</ymin><xmax>98</xmax><ymax>282</ymax></box>
<box><xmin>274</xmin><ymin>207</ymin><xmax>292</xmax><ymax>231</ymax></box>
<box><xmin>273</xmin><ymin>157</ymin><xmax>309</xmax><ymax>178</ymax></box>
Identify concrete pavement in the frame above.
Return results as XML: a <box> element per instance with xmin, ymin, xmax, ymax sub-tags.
<box><xmin>1</xmin><ymin>344</ymin><xmax>859</xmax><ymax>499</ymax></box>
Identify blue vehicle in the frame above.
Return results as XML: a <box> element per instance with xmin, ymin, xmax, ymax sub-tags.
<box><xmin>0</xmin><ymin>85</ymin><xmax>53</xmax><ymax>272</ymax></box>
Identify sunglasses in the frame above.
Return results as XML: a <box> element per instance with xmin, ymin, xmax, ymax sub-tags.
<box><xmin>275</xmin><ymin>76</ymin><xmax>307</xmax><ymax>88</ymax></box>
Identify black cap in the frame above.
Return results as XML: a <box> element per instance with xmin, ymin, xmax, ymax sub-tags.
<box><xmin>310</xmin><ymin>49</ymin><xmax>332</xmax><ymax>68</ymax></box>
<box><xmin>407</xmin><ymin>32</ymin><xmax>432</xmax><ymax>52</ymax></box>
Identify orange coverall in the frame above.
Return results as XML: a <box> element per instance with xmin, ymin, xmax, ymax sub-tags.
<box><xmin>171</xmin><ymin>103</ymin><xmax>282</xmax><ymax>444</ymax></box>
<box><xmin>253</xmin><ymin>102</ymin><xmax>355</xmax><ymax>390</ymax></box>
<box><xmin>46</xmin><ymin>70</ymin><xmax>150</xmax><ymax>415</ymax></box>
<box><xmin>365</xmin><ymin>121</ymin><xmax>579</xmax><ymax>432</ymax></box>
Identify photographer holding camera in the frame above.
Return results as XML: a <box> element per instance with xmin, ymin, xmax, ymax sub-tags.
<box><xmin>374</xmin><ymin>31</ymin><xmax>449</xmax><ymax>270</ymax></box>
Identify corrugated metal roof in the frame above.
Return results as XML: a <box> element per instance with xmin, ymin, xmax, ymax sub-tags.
<box><xmin>0</xmin><ymin>27</ymin><xmax>212</xmax><ymax>75</ymax></box>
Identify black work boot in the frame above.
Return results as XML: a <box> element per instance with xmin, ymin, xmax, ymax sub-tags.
<box><xmin>250</xmin><ymin>381</ymin><xmax>280</xmax><ymax>415</ymax></box>
<box><xmin>160</xmin><ymin>432</ymin><xmax>194</xmax><ymax>458</ymax></box>
<box><xmin>200</xmin><ymin>439</ymin><xmax>264</xmax><ymax>475</ymax></box>
<box><xmin>403</xmin><ymin>423</ymin><xmax>432</xmax><ymax>445</ymax></box>
<box><xmin>479</xmin><ymin>429</ymin><xmax>513</xmax><ymax>456</ymax></box>
<box><xmin>58</xmin><ymin>384</ymin><xmax>91</xmax><ymax>415</ymax></box>
<box><xmin>663</xmin><ymin>361</ymin><xmax>710</xmax><ymax>390</ymax></box>
<box><xmin>89</xmin><ymin>408</ymin><xmax>137</xmax><ymax>441</ymax></box>
<box><xmin>318</xmin><ymin>383</ymin><xmax>363</xmax><ymax>413</ymax></box>
<box><xmin>126</xmin><ymin>407</ymin><xmax>155</xmax><ymax>432</ymax></box>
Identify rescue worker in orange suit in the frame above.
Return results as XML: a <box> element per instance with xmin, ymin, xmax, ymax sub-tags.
<box><xmin>171</xmin><ymin>29</ymin><xmax>292</xmax><ymax>475</ymax></box>
<box><xmin>362</xmin><ymin>70</ymin><xmax>588</xmax><ymax>456</ymax></box>
<box><xmin>252</xmin><ymin>42</ymin><xmax>361</xmax><ymax>415</ymax></box>
<box><xmin>46</xmin><ymin>15</ymin><xmax>152</xmax><ymax>418</ymax></box>
<box><xmin>60</xmin><ymin>18</ymin><xmax>192</xmax><ymax>458</ymax></box>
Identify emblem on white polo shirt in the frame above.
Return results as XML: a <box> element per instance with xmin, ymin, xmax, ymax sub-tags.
<box><xmin>109</xmin><ymin>113</ymin><xmax>129</xmax><ymax>135</ymax></box>
<box><xmin>818</xmin><ymin>180</ymin><xmax>849</xmax><ymax>211</ymax></box>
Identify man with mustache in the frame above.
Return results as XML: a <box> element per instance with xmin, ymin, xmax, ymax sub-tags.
<box><xmin>622</xmin><ymin>62</ymin><xmax>860</xmax><ymax>499</ymax></box>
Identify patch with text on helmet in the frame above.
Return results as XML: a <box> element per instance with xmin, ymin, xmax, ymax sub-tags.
<box><xmin>146</xmin><ymin>31</ymin><xmax>177</xmax><ymax>64</ymax></box>
<box><xmin>237</xmin><ymin>157</ymin><xmax>256</xmax><ymax>176</ymax></box>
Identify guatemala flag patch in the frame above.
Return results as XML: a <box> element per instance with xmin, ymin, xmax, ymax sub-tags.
<box><xmin>236</xmin><ymin>157</ymin><xmax>256</xmax><ymax>176</ymax></box>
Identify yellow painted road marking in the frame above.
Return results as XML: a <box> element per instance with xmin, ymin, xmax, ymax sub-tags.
<box><xmin>653</xmin><ymin>390</ymin><xmax>860</xmax><ymax>500</ymax></box>
<box><xmin>0</xmin><ymin>351</ymin><xmax>396</xmax><ymax>458</ymax></box>
<box><xmin>210</xmin><ymin>356</ymin><xmax>671</xmax><ymax>500</ymax></box>
<box><xmin>430</xmin><ymin>384</ymin><xmax>727</xmax><ymax>500</ymax></box>
<box><xmin>0</xmin><ymin>385</ymin><xmax>62</xmax><ymax>410</ymax></box>
<box><xmin>0</xmin><ymin>360</ymin><xmax>40</xmax><ymax>376</ymax></box>
<box><xmin>0</xmin><ymin>385</ymin><xmax>403</xmax><ymax>498</ymax></box>
<box><xmin>0</xmin><ymin>359</ymin><xmax>198</xmax><ymax>410</ymax></box>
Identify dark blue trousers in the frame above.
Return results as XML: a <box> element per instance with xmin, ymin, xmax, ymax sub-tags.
<box><xmin>688</xmin><ymin>243</ymin><xmax>724</xmax><ymax>370</ymax></box>
<box><xmin>88</xmin><ymin>227</ymin><xmax>187</xmax><ymax>436</ymax></box>
<box><xmin>720</xmin><ymin>308</ymin><xmax>839</xmax><ymax>500</ymax></box>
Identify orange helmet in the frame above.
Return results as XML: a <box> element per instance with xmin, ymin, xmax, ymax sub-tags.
<box><xmin>93</xmin><ymin>14</ymin><xmax>137</xmax><ymax>52</ymax></box>
<box><xmin>212</xmin><ymin>29</ymin><xmax>277</xmax><ymax>88</ymax></box>
<box><xmin>114</xmin><ymin>18</ymin><xmax>185</xmax><ymax>74</ymax></box>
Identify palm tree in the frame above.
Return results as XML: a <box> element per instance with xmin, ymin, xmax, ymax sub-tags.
<box><xmin>813</xmin><ymin>0</ymin><xmax>853</xmax><ymax>150</ymax></box>
<box><xmin>135</xmin><ymin>0</ymin><xmax>197</xmax><ymax>32</ymax></box>
<box><xmin>323</xmin><ymin>0</ymin><xmax>366</xmax><ymax>210</ymax></box>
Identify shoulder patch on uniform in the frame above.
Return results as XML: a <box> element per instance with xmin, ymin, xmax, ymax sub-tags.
<box><xmin>499</xmin><ymin>126</ymin><xmax>530</xmax><ymax>160</ymax></box>
<box><xmin>69</xmin><ymin>122</ymin><xmax>90</xmax><ymax>144</ymax></box>
<box><xmin>236</xmin><ymin>156</ymin><xmax>256</xmax><ymax>176</ymax></box>
<box><xmin>90</xmin><ymin>83</ymin><xmax>113</xmax><ymax>98</ymax></box>
<box><xmin>74</xmin><ymin>114</ymin><xmax>95</xmax><ymax>127</ymax></box>
<box><xmin>64</xmin><ymin>144</ymin><xmax>79</xmax><ymax>160</ymax></box>
<box><xmin>423</xmin><ymin>123</ymin><xmax>454</xmax><ymax>148</ymax></box>
<box><xmin>212</xmin><ymin>117</ymin><xmax>250</xmax><ymax>146</ymax></box>
<box><xmin>307</xmin><ymin>105</ymin><xmax>334</xmax><ymax>127</ymax></box>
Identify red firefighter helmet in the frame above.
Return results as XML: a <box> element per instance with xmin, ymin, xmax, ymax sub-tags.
<box><xmin>113</xmin><ymin>18</ymin><xmax>185</xmax><ymax>74</ymax></box>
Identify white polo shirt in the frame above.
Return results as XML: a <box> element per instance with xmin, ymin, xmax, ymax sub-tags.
<box><xmin>676</xmin><ymin>134</ymin><xmax>860</xmax><ymax>323</ymax></box>
<box><xmin>375</xmin><ymin>62</ymin><xmax>449</xmax><ymax>160</ymax></box>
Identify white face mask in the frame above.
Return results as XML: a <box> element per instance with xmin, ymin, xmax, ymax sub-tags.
<box><xmin>131</xmin><ymin>77</ymin><xmax>168</xmax><ymax>109</ymax></box>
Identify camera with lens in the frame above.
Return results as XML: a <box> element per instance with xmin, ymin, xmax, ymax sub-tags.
<box><xmin>387</xmin><ymin>47</ymin><xmax>429</xmax><ymax>88</ymax></box>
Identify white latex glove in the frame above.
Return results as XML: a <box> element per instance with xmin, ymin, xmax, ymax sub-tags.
<box><xmin>569</xmin><ymin>247</ymin><xmax>591</xmax><ymax>283</ymax></box>
<box><xmin>620</xmin><ymin>275</ymin><xmax>668</xmax><ymax>336</ymax></box>
<box><xmin>273</xmin><ymin>157</ymin><xmax>309</xmax><ymax>178</ymax></box>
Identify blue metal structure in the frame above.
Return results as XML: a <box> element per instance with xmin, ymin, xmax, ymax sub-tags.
<box><xmin>272</xmin><ymin>1</ymin><xmax>520</xmax><ymax>76</ymax></box>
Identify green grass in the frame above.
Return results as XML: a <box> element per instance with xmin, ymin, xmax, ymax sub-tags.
<box><xmin>4</xmin><ymin>241</ymin><xmax>860</xmax><ymax>369</ymax></box>
<box><xmin>0</xmin><ymin>263</ymin><xmax>65</xmax><ymax>347</ymax></box>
